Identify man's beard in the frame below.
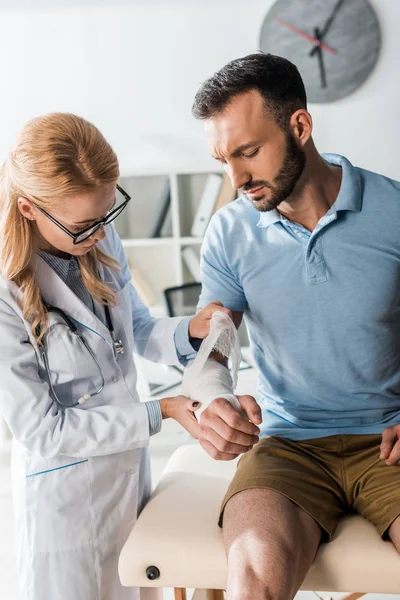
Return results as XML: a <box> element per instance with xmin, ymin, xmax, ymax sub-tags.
<box><xmin>243</xmin><ymin>134</ymin><xmax>306</xmax><ymax>212</ymax></box>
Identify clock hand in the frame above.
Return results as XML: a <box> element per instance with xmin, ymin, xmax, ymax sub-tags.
<box><xmin>313</xmin><ymin>27</ymin><xmax>327</xmax><ymax>88</ymax></box>
<box><xmin>309</xmin><ymin>0</ymin><xmax>345</xmax><ymax>57</ymax></box>
<box><xmin>275</xmin><ymin>17</ymin><xmax>337</xmax><ymax>54</ymax></box>
<box><xmin>319</xmin><ymin>0</ymin><xmax>346</xmax><ymax>39</ymax></box>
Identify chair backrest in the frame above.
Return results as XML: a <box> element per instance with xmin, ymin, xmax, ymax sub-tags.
<box><xmin>163</xmin><ymin>282</ymin><xmax>202</xmax><ymax>318</ymax></box>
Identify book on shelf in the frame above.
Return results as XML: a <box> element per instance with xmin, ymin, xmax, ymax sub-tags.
<box><xmin>213</xmin><ymin>173</ymin><xmax>237</xmax><ymax>213</ymax></box>
<box><xmin>148</xmin><ymin>180</ymin><xmax>171</xmax><ymax>238</ymax></box>
<box><xmin>159</xmin><ymin>204</ymin><xmax>172</xmax><ymax>237</ymax></box>
<box><xmin>190</xmin><ymin>173</ymin><xmax>222</xmax><ymax>237</ymax></box>
<box><xmin>182</xmin><ymin>246</ymin><xmax>201</xmax><ymax>281</ymax></box>
<box><xmin>129</xmin><ymin>263</ymin><xmax>156</xmax><ymax>306</ymax></box>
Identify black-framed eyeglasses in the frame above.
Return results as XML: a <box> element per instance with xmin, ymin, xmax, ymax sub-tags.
<box><xmin>31</xmin><ymin>184</ymin><xmax>131</xmax><ymax>245</ymax></box>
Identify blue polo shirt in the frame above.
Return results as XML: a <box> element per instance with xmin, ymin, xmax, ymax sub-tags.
<box><xmin>198</xmin><ymin>154</ymin><xmax>400</xmax><ymax>440</ymax></box>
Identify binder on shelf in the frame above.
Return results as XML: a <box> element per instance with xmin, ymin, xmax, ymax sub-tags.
<box><xmin>213</xmin><ymin>173</ymin><xmax>237</xmax><ymax>213</ymax></box>
<box><xmin>148</xmin><ymin>180</ymin><xmax>171</xmax><ymax>238</ymax></box>
<box><xmin>160</xmin><ymin>206</ymin><xmax>173</xmax><ymax>238</ymax></box>
<box><xmin>129</xmin><ymin>263</ymin><xmax>156</xmax><ymax>306</ymax></box>
<box><xmin>182</xmin><ymin>246</ymin><xmax>201</xmax><ymax>281</ymax></box>
<box><xmin>190</xmin><ymin>173</ymin><xmax>222</xmax><ymax>237</ymax></box>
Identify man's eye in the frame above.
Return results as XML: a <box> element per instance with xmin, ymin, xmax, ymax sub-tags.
<box><xmin>244</xmin><ymin>148</ymin><xmax>259</xmax><ymax>158</ymax></box>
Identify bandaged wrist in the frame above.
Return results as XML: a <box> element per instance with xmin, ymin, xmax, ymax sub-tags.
<box><xmin>181</xmin><ymin>311</ymin><xmax>243</xmax><ymax>414</ymax></box>
<box><xmin>182</xmin><ymin>358</ymin><xmax>242</xmax><ymax>414</ymax></box>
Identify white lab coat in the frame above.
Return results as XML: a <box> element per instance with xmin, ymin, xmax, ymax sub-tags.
<box><xmin>0</xmin><ymin>225</ymin><xmax>185</xmax><ymax>600</ymax></box>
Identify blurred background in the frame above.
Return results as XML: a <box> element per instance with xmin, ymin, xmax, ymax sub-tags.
<box><xmin>0</xmin><ymin>1</ymin><xmax>399</xmax><ymax>598</ymax></box>
<box><xmin>0</xmin><ymin>0</ymin><xmax>398</xmax><ymax>176</ymax></box>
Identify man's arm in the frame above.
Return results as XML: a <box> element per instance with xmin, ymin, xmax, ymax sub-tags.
<box><xmin>188</xmin><ymin>212</ymin><xmax>262</xmax><ymax>459</ymax></box>
<box><xmin>195</xmin><ymin>310</ymin><xmax>262</xmax><ymax>461</ymax></box>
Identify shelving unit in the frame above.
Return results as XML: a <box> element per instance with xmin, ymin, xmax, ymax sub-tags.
<box><xmin>116</xmin><ymin>170</ymin><xmax>227</xmax><ymax>317</ymax></box>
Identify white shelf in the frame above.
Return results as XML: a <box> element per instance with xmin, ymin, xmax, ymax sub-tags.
<box><xmin>121</xmin><ymin>237</ymin><xmax>175</xmax><ymax>248</ymax></box>
<box><xmin>121</xmin><ymin>237</ymin><xmax>203</xmax><ymax>248</ymax></box>
<box><xmin>115</xmin><ymin>170</ymin><xmax>235</xmax><ymax>307</ymax></box>
<box><xmin>179</xmin><ymin>237</ymin><xmax>203</xmax><ymax>245</ymax></box>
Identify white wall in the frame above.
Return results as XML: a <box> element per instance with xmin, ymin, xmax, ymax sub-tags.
<box><xmin>0</xmin><ymin>0</ymin><xmax>399</xmax><ymax>178</ymax></box>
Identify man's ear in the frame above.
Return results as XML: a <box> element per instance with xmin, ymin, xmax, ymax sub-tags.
<box><xmin>290</xmin><ymin>109</ymin><xmax>313</xmax><ymax>147</ymax></box>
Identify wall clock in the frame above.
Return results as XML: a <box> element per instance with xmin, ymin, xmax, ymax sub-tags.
<box><xmin>259</xmin><ymin>0</ymin><xmax>381</xmax><ymax>103</ymax></box>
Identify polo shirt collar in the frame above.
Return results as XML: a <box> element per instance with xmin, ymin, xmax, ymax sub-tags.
<box><xmin>323</xmin><ymin>153</ymin><xmax>362</xmax><ymax>213</ymax></box>
<box><xmin>256</xmin><ymin>209</ymin><xmax>281</xmax><ymax>229</ymax></box>
<box><xmin>256</xmin><ymin>153</ymin><xmax>362</xmax><ymax>229</ymax></box>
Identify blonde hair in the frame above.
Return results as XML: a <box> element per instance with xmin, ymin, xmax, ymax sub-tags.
<box><xmin>0</xmin><ymin>112</ymin><xmax>120</xmax><ymax>343</ymax></box>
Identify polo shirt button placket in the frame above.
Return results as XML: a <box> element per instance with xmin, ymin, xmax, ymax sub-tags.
<box><xmin>306</xmin><ymin>237</ymin><xmax>327</xmax><ymax>284</ymax></box>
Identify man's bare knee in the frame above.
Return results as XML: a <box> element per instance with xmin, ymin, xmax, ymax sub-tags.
<box><xmin>222</xmin><ymin>488</ymin><xmax>322</xmax><ymax>600</ymax></box>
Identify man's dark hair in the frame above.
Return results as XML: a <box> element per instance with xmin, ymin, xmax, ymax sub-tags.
<box><xmin>192</xmin><ymin>53</ymin><xmax>307</xmax><ymax>130</ymax></box>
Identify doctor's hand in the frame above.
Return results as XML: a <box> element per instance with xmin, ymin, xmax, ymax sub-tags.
<box><xmin>189</xmin><ymin>301</ymin><xmax>232</xmax><ymax>339</ymax></box>
<box><xmin>159</xmin><ymin>395</ymin><xmax>202</xmax><ymax>440</ymax></box>
<box><xmin>198</xmin><ymin>395</ymin><xmax>262</xmax><ymax>461</ymax></box>
<box><xmin>380</xmin><ymin>424</ymin><xmax>400</xmax><ymax>465</ymax></box>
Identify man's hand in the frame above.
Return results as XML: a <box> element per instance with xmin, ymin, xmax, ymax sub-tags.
<box><xmin>189</xmin><ymin>301</ymin><xmax>232</xmax><ymax>339</ymax></box>
<box><xmin>198</xmin><ymin>395</ymin><xmax>262</xmax><ymax>461</ymax></box>
<box><xmin>380</xmin><ymin>425</ymin><xmax>400</xmax><ymax>465</ymax></box>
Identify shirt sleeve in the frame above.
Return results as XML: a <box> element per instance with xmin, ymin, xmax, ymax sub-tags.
<box><xmin>145</xmin><ymin>400</ymin><xmax>162</xmax><ymax>436</ymax></box>
<box><xmin>173</xmin><ymin>316</ymin><xmax>200</xmax><ymax>365</ymax></box>
<box><xmin>198</xmin><ymin>214</ymin><xmax>247</xmax><ymax>312</ymax></box>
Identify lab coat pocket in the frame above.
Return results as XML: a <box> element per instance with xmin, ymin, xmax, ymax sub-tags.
<box><xmin>42</xmin><ymin>315</ymin><xmax>103</xmax><ymax>400</ymax></box>
<box><xmin>26</xmin><ymin>457</ymin><xmax>93</xmax><ymax>553</ymax></box>
<box><xmin>43</xmin><ymin>317</ymin><xmax>80</xmax><ymax>384</ymax></box>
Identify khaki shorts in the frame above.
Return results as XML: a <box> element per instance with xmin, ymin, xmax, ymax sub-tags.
<box><xmin>219</xmin><ymin>434</ymin><xmax>400</xmax><ymax>541</ymax></box>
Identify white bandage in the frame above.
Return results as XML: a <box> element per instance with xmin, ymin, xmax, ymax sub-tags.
<box><xmin>181</xmin><ymin>311</ymin><xmax>243</xmax><ymax>416</ymax></box>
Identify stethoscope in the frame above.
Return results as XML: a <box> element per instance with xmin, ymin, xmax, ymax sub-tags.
<box><xmin>38</xmin><ymin>303</ymin><xmax>124</xmax><ymax>409</ymax></box>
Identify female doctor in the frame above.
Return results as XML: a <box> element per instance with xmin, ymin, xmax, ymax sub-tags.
<box><xmin>0</xmin><ymin>113</ymin><xmax>227</xmax><ymax>600</ymax></box>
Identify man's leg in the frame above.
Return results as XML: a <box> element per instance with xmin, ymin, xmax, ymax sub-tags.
<box><xmin>388</xmin><ymin>515</ymin><xmax>400</xmax><ymax>553</ymax></box>
<box><xmin>223</xmin><ymin>488</ymin><xmax>322</xmax><ymax>600</ymax></box>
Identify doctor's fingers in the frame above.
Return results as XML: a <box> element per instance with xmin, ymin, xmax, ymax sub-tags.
<box><xmin>207</xmin><ymin>301</ymin><xmax>232</xmax><ymax>318</ymax></box>
<box><xmin>160</xmin><ymin>395</ymin><xmax>201</xmax><ymax>419</ymax></box>
<box><xmin>174</xmin><ymin>410</ymin><xmax>202</xmax><ymax>440</ymax></box>
<box><xmin>200</xmin><ymin>414</ymin><xmax>259</xmax><ymax>448</ymax></box>
<box><xmin>205</xmin><ymin>398</ymin><xmax>260</xmax><ymax>436</ymax></box>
